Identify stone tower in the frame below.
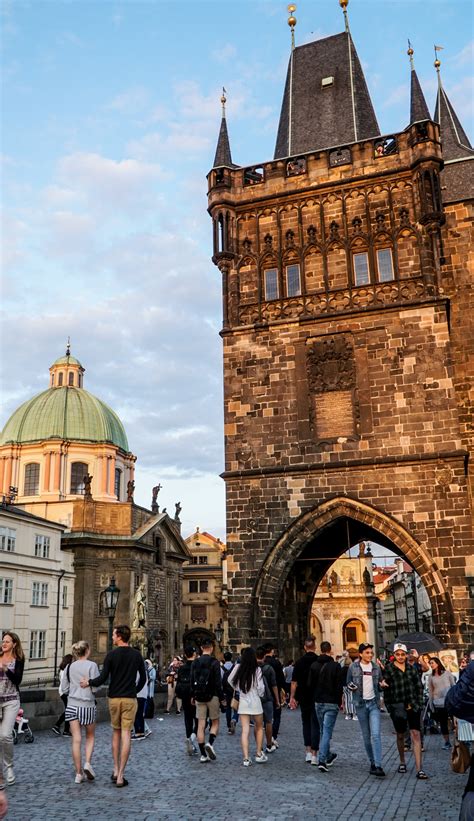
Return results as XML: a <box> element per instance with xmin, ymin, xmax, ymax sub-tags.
<box><xmin>207</xmin><ymin>10</ymin><xmax>473</xmax><ymax>655</ymax></box>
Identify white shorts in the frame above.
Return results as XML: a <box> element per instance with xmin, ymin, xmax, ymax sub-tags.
<box><xmin>65</xmin><ymin>705</ymin><xmax>97</xmax><ymax>726</ymax></box>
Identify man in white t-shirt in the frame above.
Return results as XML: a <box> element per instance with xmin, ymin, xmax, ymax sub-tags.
<box><xmin>346</xmin><ymin>643</ymin><xmax>385</xmax><ymax>777</ymax></box>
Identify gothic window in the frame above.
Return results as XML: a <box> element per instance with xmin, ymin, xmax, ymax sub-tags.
<box><xmin>353</xmin><ymin>252</ymin><xmax>370</xmax><ymax>286</ymax></box>
<box><xmin>114</xmin><ymin>468</ymin><xmax>122</xmax><ymax>500</ymax></box>
<box><xmin>286</xmin><ymin>264</ymin><xmax>301</xmax><ymax>297</ymax></box>
<box><xmin>264</xmin><ymin>268</ymin><xmax>279</xmax><ymax>301</ymax></box>
<box><xmin>68</xmin><ymin>372</ymin><xmax>74</xmax><ymax>386</ymax></box>
<box><xmin>376</xmin><ymin>248</ymin><xmax>394</xmax><ymax>282</ymax></box>
<box><xmin>58</xmin><ymin>372</ymin><xmax>63</xmax><ymax>386</ymax></box>
<box><xmin>70</xmin><ymin>462</ymin><xmax>88</xmax><ymax>494</ymax></box>
<box><xmin>24</xmin><ymin>463</ymin><xmax>40</xmax><ymax>496</ymax></box>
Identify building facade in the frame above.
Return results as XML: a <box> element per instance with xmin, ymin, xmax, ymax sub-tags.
<box><xmin>182</xmin><ymin>528</ymin><xmax>227</xmax><ymax>649</ymax></box>
<box><xmin>208</xmin><ymin>6</ymin><xmax>473</xmax><ymax>656</ymax></box>
<box><xmin>0</xmin><ymin>503</ymin><xmax>73</xmax><ymax>683</ymax></box>
<box><xmin>373</xmin><ymin>558</ymin><xmax>433</xmax><ymax>649</ymax></box>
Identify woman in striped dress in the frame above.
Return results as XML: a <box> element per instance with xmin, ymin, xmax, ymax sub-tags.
<box><xmin>62</xmin><ymin>641</ymin><xmax>100</xmax><ymax>783</ymax></box>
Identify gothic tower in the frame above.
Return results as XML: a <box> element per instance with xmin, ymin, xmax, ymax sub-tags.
<box><xmin>207</xmin><ymin>5</ymin><xmax>473</xmax><ymax>654</ymax></box>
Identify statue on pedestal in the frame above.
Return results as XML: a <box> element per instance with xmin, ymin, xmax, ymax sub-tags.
<box><xmin>132</xmin><ymin>582</ymin><xmax>147</xmax><ymax>629</ymax></box>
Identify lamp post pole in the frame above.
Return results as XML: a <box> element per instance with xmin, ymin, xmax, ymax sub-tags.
<box><xmin>53</xmin><ymin>569</ymin><xmax>66</xmax><ymax>686</ymax></box>
<box><xmin>100</xmin><ymin>577</ymin><xmax>120</xmax><ymax>653</ymax></box>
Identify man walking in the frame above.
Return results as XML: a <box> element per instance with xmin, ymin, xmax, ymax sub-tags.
<box><xmin>289</xmin><ymin>636</ymin><xmax>320</xmax><ymax>764</ymax></box>
<box><xmin>382</xmin><ymin>642</ymin><xmax>428</xmax><ymax>780</ymax></box>
<box><xmin>256</xmin><ymin>646</ymin><xmax>280</xmax><ymax>753</ymax></box>
<box><xmin>308</xmin><ymin>641</ymin><xmax>343</xmax><ymax>772</ymax></box>
<box><xmin>82</xmin><ymin>624</ymin><xmax>146</xmax><ymax>788</ymax></box>
<box><xmin>190</xmin><ymin>638</ymin><xmax>225</xmax><ymax>762</ymax></box>
<box><xmin>346</xmin><ymin>643</ymin><xmax>385</xmax><ymax>777</ymax></box>
<box><xmin>176</xmin><ymin>644</ymin><xmax>198</xmax><ymax>755</ymax></box>
<box><xmin>263</xmin><ymin>643</ymin><xmax>286</xmax><ymax>745</ymax></box>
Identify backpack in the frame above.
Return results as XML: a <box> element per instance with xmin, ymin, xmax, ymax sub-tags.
<box><xmin>175</xmin><ymin>662</ymin><xmax>192</xmax><ymax>699</ymax></box>
<box><xmin>222</xmin><ymin>664</ymin><xmax>235</xmax><ymax>698</ymax></box>
<box><xmin>192</xmin><ymin>658</ymin><xmax>215</xmax><ymax>702</ymax></box>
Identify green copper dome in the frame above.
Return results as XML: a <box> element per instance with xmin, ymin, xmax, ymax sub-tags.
<box><xmin>0</xmin><ymin>388</ymin><xmax>129</xmax><ymax>451</ymax></box>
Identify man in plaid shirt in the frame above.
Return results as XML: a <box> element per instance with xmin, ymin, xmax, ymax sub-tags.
<box><xmin>382</xmin><ymin>643</ymin><xmax>428</xmax><ymax>779</ymax></box>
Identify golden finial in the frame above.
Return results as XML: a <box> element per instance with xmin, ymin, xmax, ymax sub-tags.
<box><xmin>407</xmin><ymin>39</ymin><xmax>414</xmax><ymax>70</ymax></box>
<box><xmin>221</xmin><ymin>87</ymin><xmax>227</xmax><ymax>116</ymax></box>
<box><xmin>434</xmin><ymin>44</ymin><xmax>443</xmax><ymax>72</ymax></box>
<box><xmin>339</xmin><ymin>0</ymin><xmax>350</xmax><ymax>34</ymax></box>
<box><xmin>287</xmin><ymin>4</ymin><xmax>297</xmax><ymax>50</ymax></box>
<box><xmin>66</xmin><ymin>336</ymin><xmax>71</xmax><ymax>356</ymax></box>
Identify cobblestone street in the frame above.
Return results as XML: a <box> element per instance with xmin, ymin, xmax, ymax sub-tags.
<box><xmin>10</xmin><ymin>707</ymin><xmax>466</xmax><ymax>820</ymax></box>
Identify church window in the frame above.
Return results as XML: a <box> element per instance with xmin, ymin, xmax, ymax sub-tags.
<box><xmin>286</xmin><ymin>264</ymin><xmax>301</xmax><ymax>297</ymax></box>
<box><xmin>70</xmin><ymin>462</ymin><xmax>88</xmax><ymax>494</ymax></box>
<box><xmin>376</xmin><ymin>248</ymin><xmax>394</xmax><ymax>282</ymax></box>
<box><xmin>68</xmin><ymin>372</ymin><xmax>74</xmax><ymax>386</ymax></box>
<box><xmin>58</xmin><ymin>372</ymin><xmax>63</xmax><ymax>386</ymax></box>
<box><xmin>264</xmin><ymin>268</ymin><xmax>279</xmax><ymax>301</ymax></box>
<box><xmin>51</xmin><ymin>374</ymin><xmax>54</xmax><ymax>386</ymax></box>
<box><xmin>114</xmin><ymin>468</ymin><xmax>122</xmax><ymax>500</ymax></box>
<box><xmin>353</xmin><ymin>252</ymin><xmax>370</xmax><ymax>286</ymax></box>
<box><xmin>24</xmin><ymin>463</ymin><xmax>40</xmax><ymax>496</ymax></box>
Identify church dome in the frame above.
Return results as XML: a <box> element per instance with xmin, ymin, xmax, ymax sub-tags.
<box><xmin>0</xmin><ymin>349</ymin><xmax>129</xmax><ymax>452</ymax></box>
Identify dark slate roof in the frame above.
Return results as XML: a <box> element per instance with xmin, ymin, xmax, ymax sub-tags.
<box><xmin>274</xmin><ymin>32</ymin><xmax>380</xmax><ymax>159</ymax></box>
<box><xmin>409</xmin><ymin>69</ymin><xmax>431</xmax><ymax>124</ymax></box>
<box><xmin>434</xmin><ymin>82</ymin><xmax>474</xmax><ymax>161</ymax></box>
<box><xmin>213</xmin><ymin>116</ymin><xmax>234</xmax><ymax>168</ymax></box>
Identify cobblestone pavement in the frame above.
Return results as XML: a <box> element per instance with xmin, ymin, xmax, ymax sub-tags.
<box><xmin>10</xmin><ymin>708</ymin><xmax>466</xmax><ymax>820</ymax></box>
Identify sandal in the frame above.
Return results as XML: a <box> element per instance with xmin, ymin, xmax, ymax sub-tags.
<box><xmin>416</xmin><ymin>770</ymin><xmax>429</xmax><ymax>780</ymax></box>
<box><xmin>398</xmin><ymin>764</ymin><xmax>407</xmax><ymax>773</ymax></box>
<box><xmin>116</xmin><ymin>777</ymin><xmax>129</xmax><ymax>788</ymax></box>
<box><xmin>111</xmin><ymin>774</ymin><xmax>117</xmax><ymax>783</ymax></box>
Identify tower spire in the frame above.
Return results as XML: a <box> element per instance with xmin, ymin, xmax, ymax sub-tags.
<box><xmin>407</xmin><ymin>40</ymin><xmax>430</xmax><ymax>125</ymax></box>
<box><xmin>287</xmin><ymin>5</ymin><xmax>297</xmax><ymax>51</ymax></box>
<box><xmin>433</xmin><ymin>48</ymin><xmax>474</xmax><ymax>160</ymax></box>
<box><xmin>339</xmin><ymin>0</ymin><xmax>350</xmax><ymax>34</ymax></box>
<box><xmin>212</xmin><ymin>88</ymin><xmax>234</xmax><ymax>169</ymax></box>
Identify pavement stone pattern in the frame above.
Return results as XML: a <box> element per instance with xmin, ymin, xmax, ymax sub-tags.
<box><xmin>9</xmin><ymin>707</ymin><xmax>465</xmax><ymax>820</ymax></box>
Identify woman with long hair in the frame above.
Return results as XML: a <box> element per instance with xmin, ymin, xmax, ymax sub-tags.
<box><xmin>0</xmin><ymin>631</ymin><xmax>25</xmax><ymax>785</ymax></box>
<box><xmin>61</xmin><ymin>641</ymin><xmax>100</xmax><ymax>783</ymax></box>
<box><xmin>228</xmin><ymin>647</ymin><xmax>267</xmax><ymax>767</ymax></box>
<box><xmin>52</xmin><ymin>653</ymin><xmax>74</xmax><ymax>737</ymax></box>
<box><xmin>428</xmin><ymin>657</ymin><xmax>456</xmax><ymax>750</ymax></box>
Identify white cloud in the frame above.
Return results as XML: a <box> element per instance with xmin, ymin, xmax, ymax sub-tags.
<box><xmin>211</xmin><ymin>43</ymin><xmax>237</xmax><ymax>63</ymax></box>
<box><xmin>106</xmin><ymin>86</ymin><xmax>150</xmax><ymax>112</ymax></box>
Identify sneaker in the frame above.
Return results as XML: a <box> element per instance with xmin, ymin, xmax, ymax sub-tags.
<box><xmin>375</xmin><ymin>766</ymin><xmax>386</xmax><ymax>777</ymax></box>
<box><xmin>243</xmin><ymin>758</ymin><xmax>252</xmax><ymax>767</ymax></box>
<box><xmin>51</xmin><ymin>726</ymin><xmax>61</xmax><ymax>736</ymax></box>
<box><xmin>318</xmin><ymin>762</ymin><xmax>329</xmax><ymax>772</ymax></box>
<box><xmin>305</xmin><ymin>752</ymin><xmax>313</xmax><ymax>763</ymax></box>
<box><xmin>186</xmin><ymin>738</ymin><xmax>194</xmax><ymax>756</ymax></box>
<box><xmin>344</xmin><ymin>715</ymin><xmax>351</xmax><ymax>720</ymax></box>
<box><xmin>63</xmin><ymin>730</ymin><xmax>72</xmax><ymax>737</ymax></box>
<box><xmin>272</xmin><ymin>737</ymin><xmax>279</xmax><ymax>748</ymax></box>
<box><xmin>370</xmin><ymin>763</ymin><xmax>378</xmax><ymax>775</ymax></box>
<box><xmin>442</xmin><ymin>742</ymin><xmax>452</xmax><ymax>751</ymax></box>
<box><xmin>199</xmin><ymin>754</ymin><xmax>210</xmax><ymax>763</ymax></box>
<box><xmin>227</xmin><ymin>728</ymin><xmax>233</xmax><ymax>734</ymax></box>
<box><xmin>6</xmin><ymin>767</ymin><xmax>15</xmax><ymax>785</ymax></box>
<box><xmin>230</xmin><ymin>719</ymin><xmax>236</xmax><ymax>734</ymax></box>
<box><xmin>266</xmin><ymin>745</ymin><xmax>277</xmax><ymax>753</ymax></box>
<box><xmin>311</xmin><ymin>755</ymin><xmax>318</xmax><ymax>765</ymax></box>
<box><xmin>83</xmin><ymin>762</ymin><xmax>95</xmax><ymax>781</ymax></box>
<box><xmin>74</xmin><ymin>773</ymin><xmax>84</xmax><ymax>784</ymax></box>
<box><xmin>327</xmin><ymin>752</ymin><xmax>338</xmax><ymax>766</ymax></box>
<box><xmin>352</xmin><ymin>715</ymin><xmax>358</xmax><ymax>721</ymax></box>
<box><xmin>204</xmin><ymin>742</ymin><xmax>216</xmax><ymax>761</ymax></box>
<box><xmin>144</xmin><ymin>728</ymin><xmax>152</xmax><ymax>738</ymax></box>
<box><xmin>133</xmin><ymin>733</ymin><xmax>145</xmax><ymax>740</ymax></box>
<box><xmin>255</xmin><ymin>752</ymin><xmax>268</xmax><ymax>763</ymax></box>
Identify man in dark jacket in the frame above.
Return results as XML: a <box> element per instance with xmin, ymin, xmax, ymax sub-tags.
<box><xmin>176</xmin><ymin>645</ymin><xmax>198</xmax><ymax>755</ymax></box>
<box><xmin>290</xmin><ymin>636</ymin><xmax>320</xmax><ymax>764</ymax></box>
<box><xmin>308</xmin><ymin>641</ymin><xmax>343</xmax><ymax>772</ymax></box>
<box><xmin>263</xmin><ymin>643</ymin><xmax>286</xmax><ymax>745</ymax></box>
<box><xmin>190</xmin><ymin>638</ymin><xmax>225</xmax><ymax>762</ymax></box>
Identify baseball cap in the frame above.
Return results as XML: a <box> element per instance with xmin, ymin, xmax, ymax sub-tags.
<box><xmin>393</xmin><ymin>643</ymin><xmax>408</xmax><ymax>653</ymax></box>
<box><xmin>358</xmin><ymin>643</ymin><xmax>374</xmax><ymax>652</ymax></box>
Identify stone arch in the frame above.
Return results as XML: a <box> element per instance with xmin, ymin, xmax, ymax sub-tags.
<box><xmin>250</xmin><ymin>495</ymin><xmax>455</xmax><ymax>647</ymax></box>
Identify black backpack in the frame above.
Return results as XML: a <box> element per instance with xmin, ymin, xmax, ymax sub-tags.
<box><xmin>192</xmin><ymin>658</ymin><xmax>214</xmax><ymax>702</ymax></box>
<box><xmin>222</xmin><ymin>664</ymin><xmax>235</xmax><ymax>698</ymax></box>
<box><xmin>175</xmin><ymin>662</ymin><xmax>192</xmax><ymax>699</ymax></box>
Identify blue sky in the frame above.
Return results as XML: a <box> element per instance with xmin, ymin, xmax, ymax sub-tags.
<box><xmin>1</xmin><ymin>0</ymin><xmax>473</xmax><ymax>540</ymax></box>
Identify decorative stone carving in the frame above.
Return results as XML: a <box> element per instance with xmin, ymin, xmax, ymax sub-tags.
<box><xmin>307</xmin><ymin>224</ymin><xmax>317</xmax><ymax>242</ymax></box>
<box><xmin>285</xmin><ymin>228</ymin><xmax>295</xmax><ymax>248</ymax></box>
<box><xmin>264</xmin><ymin>233</ymin><xmax>273</xmax><ymax>249</ymax></box>
<box><xmin>306</xmin><ymin>335</ymin><xmax>356</xmax><ymax>393</ymax></box>
<box><xmin>329</xmin><ymin>220</ymin><xmax>339</xmax><ymax>240</ymax></box>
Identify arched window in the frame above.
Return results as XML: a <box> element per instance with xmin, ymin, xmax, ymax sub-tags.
<box><xmin>70</xmin><ymin>462</ymin><xmax>88</xmax><ymax>494</ymax></box>
<box><xmin>114</xmin><ymin>468</ymin><xmax>121</xmax><ymax>500</ymax></box>
<box><xmin>24</xmin><ymin>463</ymin><xmax>40</xmax><ymax>496</ymax></box>
<box><xmin>51</xmin><ymin>374</ymin><xmax>55</xmax><ymax>387</ymax></box>
<box><xmin>58</xmin><ymin>372</ymin><xmax>63</xmax><ymax>386</ymax></box>
<box><xmin>68</xmin><ymin>372</ymin><xmax>74</xmax><ymax>386</ymax></box>
<box><xmin>78</xmin><ymin>374</ymin><xmax>82</xmax><ymax>388</ymax></box>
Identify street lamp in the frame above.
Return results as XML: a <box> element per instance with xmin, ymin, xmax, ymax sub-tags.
<box><xmin>214</xmin><ymin>623</ymin><xmax>224</xmax><ymax>646</ymax></box>
<box><xmin>100</xmin><ymin>577</ymin><xmax>120</xmax><ymax>652</ymax></box>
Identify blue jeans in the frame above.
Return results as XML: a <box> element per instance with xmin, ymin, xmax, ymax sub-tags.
<box><xmin>355</xmin><ymin>699</ymin><xmax>382</xmax><ymax>767</ymax></box>
<box><xmin>315</xmin><ymin>703</ymin><xmax>339</xmax><ymax>763</ymax></box>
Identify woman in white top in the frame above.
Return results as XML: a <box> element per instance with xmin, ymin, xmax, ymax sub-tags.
<box><xmin>228</xmin><ymin>647</ymin><xmax>266</xmax><ymax>767</ymax></box>
<box><xmin>428</xmin><ymin>657</ymin><xmax>456</xmax><ymax>750</ymax></box>
<box><xmin>62</xmin><ymin>641</ymin><xmax>100</xmax><ymax>783</ymax></box>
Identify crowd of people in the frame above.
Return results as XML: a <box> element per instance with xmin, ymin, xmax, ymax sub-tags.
<box><xmin>0</xmin><ymin>627</ymin><xmax>473</xmax><ymax>819</ymax></box>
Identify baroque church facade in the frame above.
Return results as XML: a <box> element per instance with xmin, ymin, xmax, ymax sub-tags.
<box><xmin>0</xmin><ymin>349</ymin><xmax>190</xmax><ymax>667</ymax></box>
<box><xmin>208</xmin><ymin>5</ymin><xmax>474</xmax><ymax>656</ymax></box>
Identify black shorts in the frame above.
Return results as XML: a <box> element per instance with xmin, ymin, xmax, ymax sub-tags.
<box><xmin>388</xmin><ymin>703</ymin><xmax>421</xmax><ymax>734</ymax></box>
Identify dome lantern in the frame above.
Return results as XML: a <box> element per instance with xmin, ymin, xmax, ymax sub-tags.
<box><xmin>49</xmin><ymin>343</ymin><xmax>85</xmax><ymax>389</ymax></box>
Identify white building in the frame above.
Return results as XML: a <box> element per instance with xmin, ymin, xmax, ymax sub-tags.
<box><xmin>0</xmin><ymin>503</ymin><xmax>74</xmax><ymax>684</ymax></box>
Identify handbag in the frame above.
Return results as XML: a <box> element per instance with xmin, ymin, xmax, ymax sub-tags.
<box><xmin>451</xmin><ymin>740</ymin><xmax>471</xmax><ymax>774</ymax></box>
<box><xmin>231</xmin><ymin>696</ymin><xmax>239</xmax><ymax>711</ymax></box>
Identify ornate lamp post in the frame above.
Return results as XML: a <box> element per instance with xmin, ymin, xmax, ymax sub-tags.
<box><xmin>214</xmin><ymin>622</ymin><xmax>224</xmax><ymax>648</ymax></box>
<box><xmin>100</xmin><ymin>577</ymin><xmax>120</xmax><ymax>652</ymax></box>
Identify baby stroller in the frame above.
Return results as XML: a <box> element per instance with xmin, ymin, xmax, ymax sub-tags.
<box><xmin>12</xmin><ymin>708</ymin><xmax>34</xmax><ymax>744</ymax></box>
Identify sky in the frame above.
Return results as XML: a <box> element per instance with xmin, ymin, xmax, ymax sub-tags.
<box><xmin>1</xmin><ymin>0</ymin><xmax>473</xmax><ymax>542</ymax></box>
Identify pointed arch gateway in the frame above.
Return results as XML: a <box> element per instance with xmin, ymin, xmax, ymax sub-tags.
<box><xmin>249</xmin><ymin>496</ymin><xmax>456</xmax><ymax>654</ymax></box>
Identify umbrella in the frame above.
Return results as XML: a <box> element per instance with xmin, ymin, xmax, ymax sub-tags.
<box><xmin>390</xmin><ymin>632</ymin><xmax>444</xmax><ymax>654</ymax></box>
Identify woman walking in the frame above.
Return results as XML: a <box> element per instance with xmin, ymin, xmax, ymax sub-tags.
<box><xmin>165</xmin><ymin>657</ymin><xmax>182</xmax><ymax>714</ymax></box>
<box><xmin>62</xmin><ymin>641</ymin><xmax>100</xmax><ymax>783</ymax></box>
<box><xmin>428</xmin><ymin>657</ymin><xmax>456</xmax><ymax>750</ymax></box>
<box><xmin>228</xmin><ymin>647</ymin><xmax>267</xmax><ymax>767</ymax></box>
<box><xmin>0</xmin><ymin>632</ymin><xmax>25</xmax><ymax>786</ymax></box>
<box><xmin>52</xmin><ymin>653</ymin><xmax>73</xmax><ymax>736</ymax></box>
